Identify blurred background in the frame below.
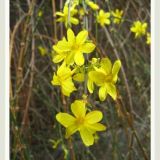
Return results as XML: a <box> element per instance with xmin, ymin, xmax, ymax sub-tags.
<box><xmin>10</xmin><ymin>0</ymin><xmax>150</xmax><ymax>159</ymax></box>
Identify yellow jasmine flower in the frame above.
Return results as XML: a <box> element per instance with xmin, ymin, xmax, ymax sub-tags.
<box><xmin>56</xmin><ymin>5</ymin><xmax>79</xmax><ymax>27</ymax></box>
<box><xmin>73</xmin><ymin>0</ymin><xmax>80</xmax><ymax>5</ymax></box>
<box><xmin>87</xmin><ymin>58</ymin><xmax>100</xmax><ymax>93</ymax></box>
<box><xmin>56</xmin><ymin>100</ymin><xmax>106</xmax><ymax>146</ymax></box>
<box><xmin>51</xmin><ymin>63</ymin><xmax>76</xmax><ymax>96</ymax></box>
<box><xmin>130</xmin><ymin>21</ymin><xmax>148</xmax><ymax>38</ymax></box>
<box><xmin>86</xmin><ymin>0</ymin><xmax>99</xmax><ymax>10</ymax></box>
<box><xmin>146</xmin><ymin>32</ymin><xmax>151</xmax><ymax>45</ymax></box>
<box><xmin>96</xmin><ymin>10</ymin><xmax>111</xmax><ymax>27</ymax></box>
<box><xmin>53</xmin><ymin>28</ymin><xmax>96</xmax><ymax>66</ymax></box>
<box><xmin>111</xmin><ymin>9</ymin><xmax>123</xmax><ymax>24</ymax></box>
<box><xmin>73</xmin><ymin>66</ymin><xmax>85</xmax><ymax>82</ymax></box>
<box><xmin>88</xmin><ymin>58</ymin><xmax>121</xmax><ymax>101</ymax></box>
<box><xmin>79</xmin><ymin>7</ymin><xmax>85</xmax><ymax>18</ymax></box>
<box><xmin>73</xmin><ymin>72</ymin><xmax>85</xmax><ymax>82</ymax></box>
<box><xmin>38</xmin><ymin>10</ymin><xmax>43</xmax><ymax>17</ymax></box>
<box><xmin>38</xmin><ymin>46</ymin><xmax>47</xmax><ymax>56</ymax></box>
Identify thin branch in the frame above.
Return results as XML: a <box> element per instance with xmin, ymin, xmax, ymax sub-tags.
<box><xmin>21</xmin><ymin>0</ymin><xmax>36</xmax><ymax>133</ymax></box>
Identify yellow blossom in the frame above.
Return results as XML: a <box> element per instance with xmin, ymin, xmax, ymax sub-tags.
<box><xmin>96</xmin><ymin>10</ymin><xmax>111</xmax><ymax>27</ymax></box>
<box><xmin>38</xmin><ymin>10</ymin><xmax>43</xmax><ymax>17</ymax></box>
<box><xmin>79</xmin><ymin>7</ymin><xmax>85</xmax><ymax>17</ymax></box>
<box><xmin>86</xmin><ymin>0</ymin><xmax>99</xmax><ymax>10</ymax></box>
<box><xmin>53</xmin><ymin>28</ymin><xmax>95</xmax><ymax>66</ymax></box>
<box><xmin>38</xmin><ymin>46</ymin><xmax>47</xmax><ymax>56</ymax></box>
<box><xmin>146</xmin><ymin>32</ymin><xmax>151</xmax><ymax>45</ymax></box>
<box><xmin>56</xmin><ymin>100</ymin><xmax>106</xmax><ymax>146</ymax></box>
<box><xmin>56</xmin><ymin>5</ymin><xmax>79</xmax><ymax>27</ymax></box>
<box><xmin>111</xmin><ymin>9</ymin><xmax>123</xmax><ymax>24</ymax></box>
<box><xmin>130</xmin><ymin>21</ymin><xmax>148</xmax><ymax>38</ymax></box>
<box><xmin>51</xmin><ymin>63</ymin><xmax>76</xmax><ymax>96</ymax></box>
<box><xmin>88</xmin><ymin>58</ymin><xmax>121</xmax><ymax>101</ymax></box>
<box><xmin>73</xmin><ymin>66</ymin><xmax>85</xmax><ymax>82</ymax></box>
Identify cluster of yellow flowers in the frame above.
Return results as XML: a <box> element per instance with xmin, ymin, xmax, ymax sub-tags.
<box><xmin>49</xmin><ymin>0</ymin><xmax>149</xmax><ymax>148</ymax></box>
<box><xmin>51</xmin><ymin>27</ymin><xmax>121</xmax><ymax>146</ymax></box>
<box><xmin>130</xmin><ymin>21</ymin><xmax>151</xmax><ymax>45</ymax></box>
<box><xmin>96</xmin><ymin>9</ymin><xmax>123</xmax><ymax>27</ymax></box>
<box><xmin>55</xmin><ymin>1</ymin><xmax>123</xmax><ymax>28</ymax></box>
<box><xmin>51</xmin><ymin>28</ymin><xmax>121</xmax><ymax>101</ymax></box>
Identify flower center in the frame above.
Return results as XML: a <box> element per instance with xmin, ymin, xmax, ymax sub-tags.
<box><xmin>71</xmin><ymin>44</ymin><xmax>80</xmax><ymax>51</ymax></box>
<box><xmin>105</xmin><ymin>74</ymin><xmax>113</xmax><ymax>82</ymax></box>
<box><xmin>76</xmin><ymin>117</ymin><xmax>85</xmax><ymax>126</ymax></box>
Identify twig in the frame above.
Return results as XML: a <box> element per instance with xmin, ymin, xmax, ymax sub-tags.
<box><xmin>21</xmin><ymin>0</ymin><xmax>36</xmax><ymax>133</ymax></box>
<box><xmin>116</xmin><ymin>99</ymin><xmax>148</xmax><ymax>160</ymax></box>
<box><xmin>60</xmin><ymin>0</ymin><xmax>63</xmax><ymax>38</ymax></box>
<box><xmin>52</xmin><ymin>0</ymin><xmax>57</xmax><ymax>40</ymax></box>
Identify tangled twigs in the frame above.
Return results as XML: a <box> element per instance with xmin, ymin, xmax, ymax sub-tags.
<box><xmin>21</xmin><ymin>0</ymin><xmax>36</xmax><ymax>133</ymax></box>
<box><xmin>116</xmin><ymin>98</ymin><xmax>148</xmax><ymax>160</ymax></box>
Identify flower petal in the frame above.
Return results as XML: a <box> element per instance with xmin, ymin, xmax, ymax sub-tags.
<box><xmin>70</xmin><ymin>17</ymin><xmax>79</xmax><ymax>25</ymax></box>
<box><xmin>56</xmin><ymin>39</ymin><xmax>71</xmax><ymax>52</ymax></box>
<box><xmin>56</xmin><ymin>17</ymin><xmax>64</xmax><ymax>22</ymax></box>
<box><xmin>88</xmin><ymin>71</ymin><xmax>105</xmax><ymax>86</ymax></box>
<box><xmin>53</xmin><ymin>53</ymin><xmax>66</xmax><ymax>63</ymax></box>
<box><xmin>73</xmin><ymin>73</ymin><xmax>84</xmax><ymax>82</ymax></box>
<box><xmin>112</xmin><ymin>60</ymin><xmax>121</xmax><ymax>83</ymax></box>
<box><xmin>99</xmin><ymin>85</ymin><xmax>108</xmax><ymax>101</ymax></box>
<box><xmin>71</xmin><ymin>100</ymin><xmax>86</xmax><ymax>118</ymax></box>
<box><xmin>57</xmin><ymin>63</ymin><xmax>71</xmax><ymax>76</ymax></box>
<box><xmin>104</xmin><ymin>19</ymin><xmax>111</xmax><ymax>25</ymax></box>
<box><xmin>80</xmin><ymin>127</ymin><xmax>94</xmax><ymax>146</ymax></box>
<box><xmin>56</xmin><ymin>113</ymin><xmax>76</xmax><ymax>128</ymax></box>
<box><xmin>61</xmin><ymin>78</ymin><xmax>76</xmax><ymax>96</ymax></box>
<box><xmin>87</xmin><ymin>123</ymin><xmax>106</xmax><ymax>131</ymax></box>
<box><xmin>51</xmin><ymin>74</ymin><xmax>60</xmax><ymax>85</ymax></box>
<box><xmin>56</xmin><ymin>12</ymin><xmax>64</xmax><ymax>16</ymax></box>
<box><xmin>100</xmin><ymin>58</ymin><xmax>112</xmax><ymax>75</ymax></box>
<box><xmin>85</xmin><ymin>111</ymin><xmax>103</xmax><ymax>124</ymax></box>
<box><xmin>106</xmin><ymin>83</ymin><xmax>117</xmax><ymax>100</ymax></box>
<box><xmin>74</xmin><ymin>52</ymin><xmax>85</xmax><ymax>66</ymax></box>
<box><xmin>65</xmin><ymin>124</ymin><xmax>78</xmax><ymax>138</ymax></box>
<box><xmin>82</xmin><ymin>42</ymin><xmax>95</xmax><ymax>53</ymax></box>
<box><xmin>76</xmin><ymin>30</ymin><xmax>88</xmax><ymax>45</ymax></box>
<box><xmin>67</xmin><ymin>28</ymin><xmax>75</xmax><ymax>43</ymax></box>
<box><xmin>87</xmin><ymin>78</ymin><xmax>94</xmax><ymax>93</ymax></box>
<box><xmin>65</xmin><ymin>52</ymin><xmax>75</xmax><ymax>65</ymax></box>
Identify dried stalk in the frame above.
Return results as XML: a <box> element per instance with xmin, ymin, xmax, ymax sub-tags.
<box><xmin>21</xmin><ymin>0</ymin><xmax>36</xmax><ymax>132</ymax></box>
<box><xmin>52</xmin><ymin>0</ymin><xmax>57</xmax><ymax>40</ymax></box>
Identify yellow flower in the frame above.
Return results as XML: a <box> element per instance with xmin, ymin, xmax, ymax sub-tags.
<box><xmin>87</xmin><ymin>58</ymin><xmax>100</xmax><ymax>93</ymax></box>
<box><xmin>38</xmin><ymin>46</ymin><xmax>47</xmax><ymax>56</ymax></box>
<box><xmin>111</xmin><ymin>9</ymin><xmax>123</xmax><ymax>24</ymax></box>
<box><xmin>73</xmin><ymin>66</ymin><xmax>85</xmax><ymax>82</ymax></box>
<box><xmin>96</xmin><ymin>10</ymin><xmax>111</xmax><ymax>27</ymax></box>
<box><xmin>56</xmin><ymin>100</ymin><xmax>106</xmax><ymax>146</ymax></box>
<box><xmin>38</xmin><ymin>10</ymin><xmax>43</xmax><ymax>17</ymax></box>
<box><xmin>130</xmin><ymin>21</ymin><xmax>148</xmax><ymax>38</ymax></box>
<box><xmin>56</xmin><ymin>5</ymin><xmax>79</xmax><ymax>27</ymax></box>
<box><xmin>88</xmin><ymin>58</ymin><xmax>121</xmax><ymax>101</ymax></box>
<box><xmin>53</xmin><ymin>28</ymin><xmax>95</xmax><ymax>66</ymax></box>
<box><xmin>146</xmin><ymin>32</ymin><xmax>151</xmax><ymax>45</ymax></box>
<box><xmin>79</xmin><ymin>7</ymin><xmax>85</xmax><ymax>17</ymax></box>
<box><xmin>86</xmin><ymin>0</ymin><xmax>99</xmax><ymax>10</ymax></box>
<box><xmin>51</xmin><ymin>63</ymin><xmax>76</xmax><ymax>96</ymax></box>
